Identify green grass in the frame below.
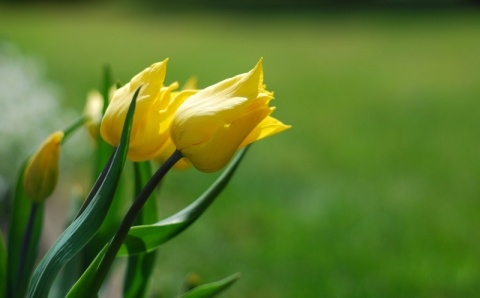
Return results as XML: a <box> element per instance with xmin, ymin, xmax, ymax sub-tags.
<box><xmin>1</xmin><ymin>4</ymin><xmax>480</xmax><ymax>297</ymax></box>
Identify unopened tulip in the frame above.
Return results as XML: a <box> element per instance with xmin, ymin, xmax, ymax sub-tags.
<box><xmin>24</xmin><ymin>131</ymin><xmax>64</xmax><ymax>203</ymax></box>
<box><xmin>84</xmin><ymin>90</ymin><xmax>104</xmax><ymax>142</ymax></box>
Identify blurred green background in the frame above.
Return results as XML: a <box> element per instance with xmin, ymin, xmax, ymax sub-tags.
<box><xmin>1</xmin><ymin>1</ymin><xmax>480</xmax><ymax>297</ymax></box>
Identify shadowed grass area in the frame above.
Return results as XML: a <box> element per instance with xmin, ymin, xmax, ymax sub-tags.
<box><xmin>1</xmin><ymin>4</ymin><xmax>480</xmax><ymax>297</ymax></box>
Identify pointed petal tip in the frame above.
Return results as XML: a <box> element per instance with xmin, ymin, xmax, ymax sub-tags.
<box><xmin>256</xmin><ymin>57</ymin><xmax>264</xmax><ymax>68</ymax></box>
<box><xmin>51</xmin><ymin>131</ymin><xmax>65</xmax><ymax>144</ymax></box>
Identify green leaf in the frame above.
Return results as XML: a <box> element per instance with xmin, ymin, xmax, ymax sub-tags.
<box><xmin>118</xmin><ymin>146</ymin><xmax>249</xmax><ymax>257</ymax></box>
<box><xmin>123</xmin><ymin>161</ymin><xmax>159</xmax><ymax>298</ymax></box>
<box><xmin>52</xmin><ymin>189</ymin><xmax>86</xmax><ymax>297</ymax></box>
<box><xmin>123</xmin><ymin>251</ymin><xmax>157</xmax><ymax>298</ymax></box>
<box><xmin>81</xmin><ymin>65</ymin><xmax>119</xmax><ymax>269</ymax></box>
<box><xmin>180</xmin><ymin>273</ymin><xmax>241</xmax><ymax>298</ymax></box>
<box><xmin>67</xmin><ymin>161</ymin><xmax>159</xmax><ymax>298</ymax></box>
<box><xmin>27</xmin><ymin>86</ymin><xmax>139</xmax><ymax>298</ymax></box>
<box><xmin>81</xmin><ymin>162</ymin><xmax>130</xmax><ymax>270</ymax></box>
<box><xmin>97</xmin><ymin>65</ymin><xmax>115</xmax><ymax>178</ymax></box>
<box><xmin>7</xmin><ymin>162</ymin><xmax>44</xmax><ymax>298</ymax></box>
<box><xmin>65</xmin><ymin>246</ymin><xmax>106</xmax><ymax>298</ymax></box>
<box><xmin>0</xmin><ymin>230</ymin><xmax>6</xmax><ymax>297</ymax></box>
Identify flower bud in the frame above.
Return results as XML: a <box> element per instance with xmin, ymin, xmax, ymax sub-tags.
<box><xmin>170</xmin><ymin>58</ymin><xmax>291</xmax><ymax>173</ymax></box>
<box><xmin>83</xmin><ymin>90</ymin><xmax>104</xmax><ymax>142</ymax></box>
<box><xmin>23</xmin><ymin>131</ymin><xmax>64</xmax><ymax>203</ymax></box>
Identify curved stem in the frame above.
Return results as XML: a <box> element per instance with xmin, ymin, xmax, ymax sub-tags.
<box><xmin>62</xmin><ymin>115</ymin><xmax>89</xmax><ymax>143</ymax></box>
<box><xmin>90</xmin><ymin>150</ymin><xmax>183</xmax><ymax>294</ymax></box>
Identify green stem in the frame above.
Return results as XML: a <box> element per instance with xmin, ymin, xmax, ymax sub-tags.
<box><xmin>15</xmin><ymin>202</ymin><xmax>38</xmax><ymax>296</ymax></box>
<box><xmin>62</xmin><ymin>115</ymin><xmax>89</xmax><ymax>143</ymax></box>
<box><xmin>90</xmin><ymin>150</ymin><xmax>183</xmax><ymax>294</ymax></box>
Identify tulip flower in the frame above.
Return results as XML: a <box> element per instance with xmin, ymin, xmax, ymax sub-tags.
<box><xmin>100</xmin><ymin>59</ymin><xmax>180</xmax><ymax>161</ymax></box>
<box><xmin>170</xmin><ymin>58</ymin><xmax>291</xmax><ymax>172</ymax></box>
<box><xmin>24</xmin><ymin>131</ymin><xmax>64</xmax><ymax>203</ymax></box>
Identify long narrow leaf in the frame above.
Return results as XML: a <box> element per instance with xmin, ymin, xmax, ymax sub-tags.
<box><xmin>97</xmin><ymin>65</ymin><xmax>115</xmax><ymax>178</ymax></box>
<box><xmin>67</xmin><ymin>161</ymin><xmax>159</xmax><ymax>298</ymax></box>
<box><xmin>118</xmin><ymin>146</ymin><xmax>249</xmax><ymax>257</ymax></box>
<box><xmin>81</xmin><ymin>162</ymin><xmax>130</xmax><ymax>269</ymax></box>
<box><xmin>123</xmin><ymin>249</ymin><xmax>157</xmax><ymax>298</ymax></box>
<box><xmin>180</xmin><ymin>273</ymin><xmax>240</xmax><ymax>298</ymax></box>
<box><xmin>53</xmin><ymin>188</ymin><xmax>85</xmax><ymax>297</ymax></box>
<box><xmin>7</xmin><ymin>162</ymin><xmax>44</xmax><ymax>298</ymax></box>
<box><xmin>27</xmin><ymin>87</ymin><xmax>139</xmax><ymax>298</ymax></box>
<box><xmin>83</xmin><ymin>66</ymin><xmax>119</xmax><ymax>270</ymax></box>
<box><xmin>0</xmin><ymin>230</ymin><xmax>6</xmax><ymax>297</ymax></box>
<box><xmin>65</xmin><ymin>245</ymin><xmax>107</xmax><ymax>298</ymax></box>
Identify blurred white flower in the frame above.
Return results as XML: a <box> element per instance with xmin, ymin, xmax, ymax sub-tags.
<box><xmin>0</xmin><ymin>41</ymin><xmax>71</xmax><ymax>187</ymax></box>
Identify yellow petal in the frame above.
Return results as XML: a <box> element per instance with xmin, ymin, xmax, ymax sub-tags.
<box><xmin>181</xmin><ymin>106</ymin><xmax>270</xmax><ymax>172</ymax></box>
<box><xmin>239</xmin><ymin>115</ymin><xmax>291</xmax><ymax>148</ymax></box>
<box><xmin>173</xmin><ymin>59</ymin><xmax>263</xmax><ymax>132</ymax></box>
<box><xmin>101</xmin><ymin>60</ymin><xmax>168</xmax><ymax>147</ymax></box>
<box><xmin>172</xmin><ymin>96</ymin><xmax>248</xmax><ymax>151</ymax></box>
<box><xmin>181</xmin><ymin>76</ymin><xmax>198</xmax><ymax>90</ymax></box>
<box><xmin>126</xmin><ymin>82</ymin><xmax>180</xmax><ymax>161</ymax></box>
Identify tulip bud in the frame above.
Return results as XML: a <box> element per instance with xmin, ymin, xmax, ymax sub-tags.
<box><xmin>170</xmin><ymin>58</ymin><xmax>291</xmax><ymax>173</ymax></box>
<box><xmin>83</xmin><ymin>90</ymin><xmax>104</xmax><ymax>142</ymax></box>
<box><xmin>23</xmin><ymin>131</ymin><xmax>64</xmax><ymax>203</ymax></box>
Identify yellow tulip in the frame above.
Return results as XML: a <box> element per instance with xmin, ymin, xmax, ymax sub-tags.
<box><xmin>170</xmin><ymin>58</ymin><xmax>291</xmax><ymax>173</ymax></box>
<box><xmin>100</xmin><ymin>59</ymin><xmax>180</xmax><ymax>161</ymax></box>
<box><xmin>24</xmin><ymin>131</ymin><xmax>64</xmax><ymax>203</ymax></box>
